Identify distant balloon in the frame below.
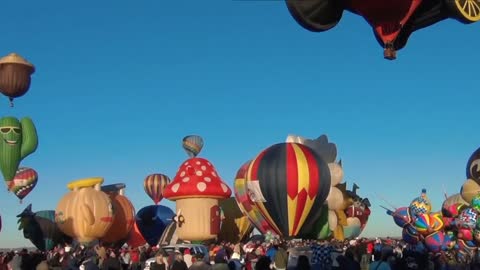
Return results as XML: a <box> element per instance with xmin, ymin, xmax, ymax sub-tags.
<box><xmin>9</xmin><ymin>167</ymin><xmax>38</xmax><ymax>203</ymax></box>
<box><xmin>135</xmin><ymin>205</ymin><xmax>174</xmax><ymax>246</ymax></box>
<box><xmin>143</xmin><ymin>174</ymin><xmax>170</xmax><ymax>204</ymax></box>
<box><xmin>182</xmin><ymin>135</ymin><xmax>204</xmax><ymax>157</ymax></box>
<box><xmin>0</xmin><ymin>53</ymin><xmax>35</xmax><ymax>106</ymax></box>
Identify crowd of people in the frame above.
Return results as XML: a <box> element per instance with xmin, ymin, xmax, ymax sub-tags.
<box><xmin>1</xmin><ymin>237</ymin><xmax>480</xmax><ymax>270</ymax></box>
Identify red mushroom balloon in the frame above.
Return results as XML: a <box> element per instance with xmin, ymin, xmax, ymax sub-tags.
<box><xmin>163</xmin><ymin>157</ymin><xmax>232</xmax><ymax>241</ymax></box>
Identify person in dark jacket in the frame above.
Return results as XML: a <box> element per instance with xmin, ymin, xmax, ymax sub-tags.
<box><xmin>149</xmin><ymin>252</ymin><xmax>166</xmax><ymax>270</ymax></box>
<box><xmin>170</xmin><ymin>253</ymin><xmax>188</xmax><ymax>270</ymax></box>
<box><xmin>102</xmin><ymin>251</ymin><xmax>122</xmax><ymax>270</ymax></box>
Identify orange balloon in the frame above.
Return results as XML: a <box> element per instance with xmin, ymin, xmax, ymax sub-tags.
<box><xmin>55</xmin><ymin>178</ymin><xmax>114</xmax><ymax>245</ymax></box>
<box><xmin>100</xmin><ymin>184</ymin><xmax>135</xmax><ymax>246</ymax></box>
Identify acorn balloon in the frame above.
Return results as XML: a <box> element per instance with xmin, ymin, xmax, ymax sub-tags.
<box><xmin>0</xmin><ymin>117</ymin><xmax>38</xmax><ymax>185</ymax></box>
<box><xmin>182</xmin><ymin>135</ymin><xmax>203</xmax><ymax>157</ymax></box>
<box><xmin>9</xmin><ymin>167</ymin><xmax>38</xmax><ymax>203</ymax></box>
<box><xmin>143</xmin><ymin>174</ymin><xmax>170</xmax><ymax>205</ymax></box>
<box><xmin>0</xmin><ymin>53</ymin><xmax>35</xmax><ymax>106</ymax></box>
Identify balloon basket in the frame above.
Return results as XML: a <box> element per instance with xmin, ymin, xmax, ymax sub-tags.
<box><xmin>9</xmin><ymin>98</ymin><xmax>14</xmax><ymax>107</ymax></box>
<box><xmin>19</xmin><ymin>199</ymin><xmax>22</xmax><ymax>204</ymax></box>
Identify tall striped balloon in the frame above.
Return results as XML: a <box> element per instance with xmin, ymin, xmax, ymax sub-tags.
<box><xmin>9</xmin><ymin>167</ymin><xmax>38</xmax><ymax>203</ymax></box>
<box><xmin>143</xmin><ymin>174</ymin><xmax>170</xmax><ymax>205</ymax></box>
<box><xmin>182</xmin><ymin>135</ymin><xmax>204</xmax><ymax>157</ymax></box>
<box><xmin>245</xmin><ymin>142</ymin><xmax>331</xmax><ymax>237</ymax></box>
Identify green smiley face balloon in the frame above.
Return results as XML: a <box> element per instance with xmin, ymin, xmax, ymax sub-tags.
<box><xmin>0</xmin><ymin>116</ymin><xmax>38</xmax><ymax>183</ymax></box>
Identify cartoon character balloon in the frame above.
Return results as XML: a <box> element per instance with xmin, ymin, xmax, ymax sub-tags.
<box><xmin>467</xmin><ymin>147</ymin><xmax>480</xmax><ymax>185</ymax></box>
<box><xmin>9</xmin><ymin>167</ymin><xmax>38</xmax><ymax>203</ymax></box>
<box><xmin>0</xmin><ymin>117</ymin><xmax>38</xmax><ymax>185</ymax></box>
<box><xmin>182</xmin><ymin>135</ymin><xmax>203</xmax><ymax>157</ymax></box>
<box><xmin>55</xmin><ymin>177</ymin><xmax>114</xmax><ymax>245</ymax></box>
<box><xmin>143</xmin><ymin>174</ymin><xmax>170</xmax><ymax>205</ymax></box>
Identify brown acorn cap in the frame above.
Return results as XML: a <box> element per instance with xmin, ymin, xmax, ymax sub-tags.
<box><xmin>0</xmin><ymin>53</ymin><xmax>35</xmax><ymax>73</ymax></box>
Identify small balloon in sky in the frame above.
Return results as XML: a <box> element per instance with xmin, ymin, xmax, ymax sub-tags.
<box><xmin>182</xmin><ymin>135</ymin><xmax>204</xmax><ymax>157</ymax></box>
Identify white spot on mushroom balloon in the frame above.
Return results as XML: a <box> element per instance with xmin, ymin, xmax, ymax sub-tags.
<box><xmin>197</xmin><ymin>182</ymin><xmax>207</xmax><ymax>192</ymax></box>
<box><xmin>221</xmin><ymin>183</ymin><xmax>228</xmax><ymax>193</ymax></box>
<box><xmin>196</xmin><ymin>161</ymin><xmax>201</xmax><ymax>165</ymax></box>
<box><xmin>204</xmin><ymin>177</ymin><xmax>211</xmax><ymax>182</ymax></box>
<box><xmin>180</xmin><ymin>171</ymin><xmax>186</xmax><ymax>177</ymax></box>
<box><xmin>172</xmin><ymin>183</ymin><xmax>180</xmax><ymax>193</ymax></box>
<box><xmin>211</xmin><ymin>171</ymin><xmax>217</xmax><ymax>177</ymax></box>
<box><xmin>196</xmin><ymin>171</ymin><xmax>203</xmax><ymax>176</ymax></box>
<box><xmin>201</xmin><ymin>166</ymin><xmax>207</xmax><ymax>171</ymax></box>
<box><xmin>182</xmin><ymin>177</ymin><xmax>190</xmax><ymax>183</ymax></box>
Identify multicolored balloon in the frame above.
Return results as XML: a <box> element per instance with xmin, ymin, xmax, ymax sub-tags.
<box><xmin>424</xmin><ymin>231</ymin><xmax>446</xmax><ymax>252</ymax></box>
<box><xmin>244</xmin><ymin>142</ymin><xmax>331</xmax><ymax>237</ymax></box>
<box><xmin>471</xmin><ymin>193</ymin><xmax>480</xmax><ymax>212</ymax></box>
<box><xmin>0</xmin><ymin>117</ymin><xmax>38</xmax><ymax>184</ymax></box>
<box><xmin>409</xmin><ymin>189</ymin><xmax>431</xmax><ymax>216</ymax></box>
<box><xmin>9</xmin><ymin>167</ymin><xmax>38</xmax><ymax>202</ymax></box>
<box><xmin>182</xmin><ymin>135</ymin><xmax>204</xmax><ymax>157</ymax></box>
<box><xmin>390</xmin><ymin>207</ymin><xmax>413</xmax><ymax>228</ymax></box>
<box><xmin>143</xmin><ymin>174</ymin><xmax>170</xmax><ymax>205</ymax></box>
<box><xmin>457</xmin><ymin>207</ymin><xmax>478</xmax><ymax>229</ymax></box>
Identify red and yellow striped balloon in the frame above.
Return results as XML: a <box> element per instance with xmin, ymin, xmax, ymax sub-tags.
<box><xmin>143</xmin><ymin>174</ymin><xmax>170</xmax><ymax>204</ymax></box>
<box><xmin>245</xmin><ymin>142</ymin><xmax>331</xmax><ymax>237</ymax></box>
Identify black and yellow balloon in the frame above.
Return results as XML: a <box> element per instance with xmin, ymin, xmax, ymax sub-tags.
<box><xmin>245</xmin><ymin>142</ymin><xmax>331</xmax><ymax>238</ymax></box>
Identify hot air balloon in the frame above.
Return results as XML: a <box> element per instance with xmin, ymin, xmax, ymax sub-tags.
<box><xmin>55</xmin><ymin>177</ymin><xmax>114</xmax><ymax>245</ymax></box>
<box><xmin>0</xmin><ymin>117</ymin><xmax>38</xmax><ymax>185</ymax></box>
<box><xmin>135</xmin><ymin>205</ymin><xmax>174</xmax><ymax>246</ymax></box>
<box><xmin>182</xmin><ymin>135</ymin><xmax>204</xmax><ymax>157</ymax></box>
<box><xmin>143</xmin><ymin>174</ymin><xmax>170</xmax><ymax>205</ymax></box>
<box><xmin>100</xmin><ymin>183</ymin><xmax>135</xmax><ymax>247</ymax></box>
<box><xmin>234</xmin><ymin>160</ymin><xmax>275</xmax><ymax>234</ymax></box>
<box><xmin>9</xmin><ymin>167</ymin><xmax>38</xmax><ymax>203</ymax></box>
<box><xmin>467</xmin><ymin>147</ymin><xmax>480</xmax><ymax>185</ymax></box>
<box><xmin>218</xmin><ymin>197</ymin><xmax>254</xmax><ymax>243</ymax></box>
<box><xmin>17</xmin><ymin>204</ymin><xmax>71</xmax><ymax>251</ymax></box>
<box><xmin>244</xmin><ymin>142</ymin><xmax>331</xmax><ymax>238</ymax></box>
<box><xmin>286</xmin><ymin>0</ymin><xmax>480</xmax><ymax>60</ymax></box>
<box><xmin>0</xmin><ymin>53</ymin><xmax>35</xmax><ymax>106</ymax></box>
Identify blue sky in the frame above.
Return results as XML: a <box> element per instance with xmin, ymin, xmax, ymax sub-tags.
<box><xmin>0</xmin><ymin>0</ymin><xmax>478</xmax><ymax>248</ymax></box>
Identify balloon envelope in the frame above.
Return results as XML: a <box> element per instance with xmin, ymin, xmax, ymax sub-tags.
<box><xmin>135</xmin><ymin>205</ymin><xmax>174</xmax><ymax>246</ymax></box>
<box><xmin>9</xmin><ymin>167</ymin><xmax>38</xmax><ymax>201</ymax></box>
<box><xmin>182</xmin><ymin>135</ymin><xmax>204</xmax><ymax>157</ymax></box>
<box><xmin>245</xmin><ymin>143</ymin><xmax>331</xmax><ymax>237</ymax></box>
<box><xmin>143</xmin><ymin>174</ymin><xmax>170</xmax><ymax>205</ymax></box>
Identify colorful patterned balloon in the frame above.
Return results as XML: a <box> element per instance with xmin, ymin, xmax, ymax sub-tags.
<box><xmin>182</xmin><ymin>135</ymin><xmax>204</xmax><ymax>157</ymax></box>
<box><xmin>391</xmin><ymin>207</ymin><xmax>412</xmax><ymax>228</ymax></box>
<box><xmin>424</xmin><ymin>231</ymin><xmax>446</xmax><ymax>252</ymax></box>
<box><xmin>409</xmin><ymin>189</ymin><xmax>431</xmax><ymax>216</ymax></box>
<box><xmin>457</xmin><ymin>208</ymin><xmax>477</xmax><ymax>229</ymax></box>
<box><xmin>9</xmin><ymin>167</ymin><xmax>37</xmax><ymax>202</ymax></box>
<box><xmin>414</xmin><ymin>213</ymin><xmax>434</xmax><ymax>235</ymax></box>
<box><xmin>143</xmin><ymin>174</ymin><xmax>170</xmax><ymax>205</ymax></box>
<box><xmin>471</xmin><ymin>194</ymin><xmax>480</xmax><ymax>212</ymax></box>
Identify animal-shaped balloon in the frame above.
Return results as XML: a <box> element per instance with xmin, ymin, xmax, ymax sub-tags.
<box><xmin>143</xmin><ymin>174</ymin><xmax>170</xmax><ymax>205</ymax></box>
<box><xmin>467</xmin><ymin>147</ymin><xmax>480</xmax><ymax>185</ymax></box>
<box><xmin>0</xmin><ymin>117</ymin><xmax>38</xmax><ymax>185</ymax></box>
<box><xmin>17</xmin><ymin>204</ymin><xmax>71</xmax><ymax>251</ymax></box>
<box><xmin>182</xmin><ymin>135</ymin><xmax>203</xmax><ymax>157</ymax></box>
<box><xmin>9</xmin><ymin>167</ymin><xmax>38</xmax><ymax>203</ymax></box>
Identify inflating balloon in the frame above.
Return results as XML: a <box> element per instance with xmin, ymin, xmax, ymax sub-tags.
<box><xmin>409</xmin><ymin>189</ymin><xmax>431</xmax><ymax>216</ymax></box>
<box><xmin>244</xmin><ymin>142</ymin><xmax>331</xmax><ymax>237</ymax></box>
<box><xmin>100</xmin><ymin>183</ymin><xmax>135</xmax><ymax>247</ymax></box>
<box><xmin>55</xmin><ymin>177</ymin><xmax>114</xmax><ymax>245</ymax></box>
<box><xmin>182</xmin><ymin>135</ymin><xmax>204</xmax><ymax>157</ymax></box>
<box><xmin>217</xmin><ymin>197</ymin><xmax>254</xmax><ymax>243</ymax></box>
<box><xmin>285</xmin><ymin>0</ymin><xmax>480</xmax><ymax>60</ymax></box>
<box><xmin>0</xmin><ymin>53</ymin><xmax>35</xmax><ymax>106</ymax></box>
<box><xmin>0</xmin><ymin>117</ymin><xmax>38</xmax><ymax>184</ymax></box>
<box><xmin>9</xmin><ymin>167</ymin><xmax>38</xmax><ymax>203</ymax></box>
<box><xmin>135</xmin><ymin>205</ymin><xmax>174</xmax><ymax>246</ymax></box>
<box><xmin>17</xmin><ymin>204</ymin><xmax>71</xmax><ymax>251</ymax></box>
<box><xmin>143</xmin><ymin>174</ymin><xmax>170</xmax><ymax>205</ymax></box>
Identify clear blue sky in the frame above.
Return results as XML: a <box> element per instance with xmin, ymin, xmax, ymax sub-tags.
<box><xmin>0</xmin><ymin>0</ymin><xmax>478</xmax><ymax>248</ymax></box>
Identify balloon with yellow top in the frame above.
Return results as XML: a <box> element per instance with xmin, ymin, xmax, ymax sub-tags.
<box><xmin>55</xmin><ymin>177</ymin><xmax>114</xmax><ymax>246</ymax></box>
<box><xmin>409</xmin><ymin>188</ymin><xmax>432</xmax><ymax>217</ymax></box>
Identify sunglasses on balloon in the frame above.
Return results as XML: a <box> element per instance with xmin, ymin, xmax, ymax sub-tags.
<box><xmin>0</xmin><ymin>126</ymin><xmax>21</xmax><ymax>134</ymax></box>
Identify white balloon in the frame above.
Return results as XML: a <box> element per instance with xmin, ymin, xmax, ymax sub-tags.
<box><xmin>327</xmin><ymin>186</ymin><xmax>344</xmax><ymax>211</ymax></box>
<box><xmin>328</xmin><ymin>210</ymin><xmax>338</xmax><ymax>231</ymax></box>
<box><xmin>328</xmin><ymin>163</ymin><xmax>344</xmax><ymax>186</ymax></box>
